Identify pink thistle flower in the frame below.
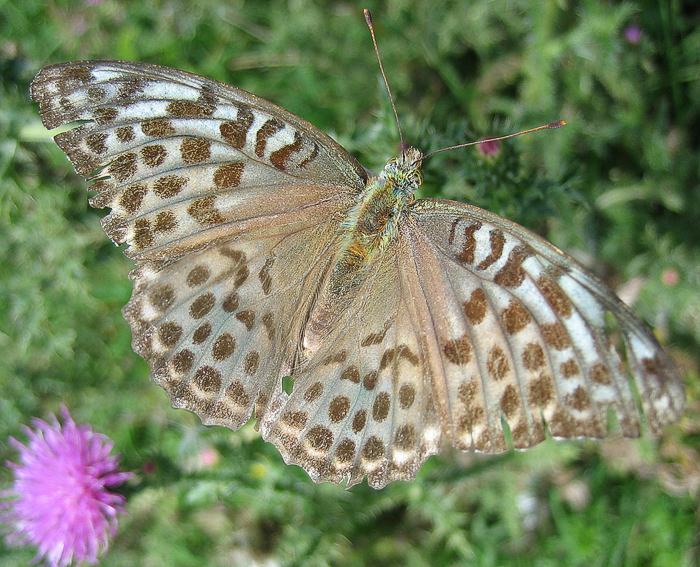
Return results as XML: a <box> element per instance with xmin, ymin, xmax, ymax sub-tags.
<box><xmin>661</xmin><ymin>268</ymin><xmax>679</xmax><ymax>286</ymax></box>
<box><xmin>477</xmin><ymin>139</ymin><xmax>501</xmax><ymax>157</ymax></box>
<box><xmin>1</xmin><ymin>407</ymin><xmax>132</xmax><ymax>566</ymax></box>
<box><xmin>624</xmin><ymin>24</ymin><xmax>642</xmax><ymax>45</ymax></box>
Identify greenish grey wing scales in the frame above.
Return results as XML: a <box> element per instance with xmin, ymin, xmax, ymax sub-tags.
<box><xmin>407</xmin><ymin>198</ymin><xmax>684</xmax><ymax>452</ymax></box>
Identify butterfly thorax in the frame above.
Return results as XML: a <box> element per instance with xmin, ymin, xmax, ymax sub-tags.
<box><xmin>331</xmin><ymin>147</ymin><xmax>422</xmax><ymax>289</ymax></box>
<box><xmin>302</xmin><ymin>148</ymin><xmax>423</xmax><ymax>353</ymax></box>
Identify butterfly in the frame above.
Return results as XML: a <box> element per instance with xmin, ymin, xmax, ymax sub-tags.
<box><xmin>30</xmin><ymin>54</ymin><xmax>684</xmax><ymax>488</ymax></box>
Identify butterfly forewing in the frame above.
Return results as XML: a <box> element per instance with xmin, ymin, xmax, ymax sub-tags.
<box><xmin>29</xmin><ymin>60</ymin><xmax>362</xmax><ymax>433</ymax></box>
<box><xmin>409</xmin><ymin>199</ymin><xmax>684</xmax><ymax>447</ymax></box>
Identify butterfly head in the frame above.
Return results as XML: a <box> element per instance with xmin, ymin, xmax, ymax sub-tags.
<box><xmin>382</xmin><ymin>146</ymin><xmax>423</xmax><ymax>198</ymax></box>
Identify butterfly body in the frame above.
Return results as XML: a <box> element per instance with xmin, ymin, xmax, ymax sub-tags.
<box><xmin>31</xmin><ymin>60</ymin><xmax>684</xmax><ymax>489</ymax></box>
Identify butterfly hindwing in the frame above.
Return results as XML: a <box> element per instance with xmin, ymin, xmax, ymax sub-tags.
<box><xmin>408</xmin><ymin>199</ymin><xmax>684</xmax><ymax>450</ymax></box>
<box><xmin>262</xmin><ymin>245</ymin><xmax>442</xmax><ymax>488</ymax></box>
<box><xmin>126</xmin><ymin>196</ymin><xmax>345</xmax><ymax>430</ymax></box>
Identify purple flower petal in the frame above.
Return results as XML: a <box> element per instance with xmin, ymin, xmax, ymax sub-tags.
<box><xmin>1</xmin><ymin>406</ymin><xmax>132</xmax><ymax>566</ymax></box>
<box><xmin>624</xmin><ymin>24</ymin><xmax>642</xmax><ymax>45</ymax></box>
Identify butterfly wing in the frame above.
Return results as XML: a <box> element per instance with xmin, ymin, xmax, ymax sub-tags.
<box><xmin>30</xmin><ymin>61</ymin><xmax>365</xmax><ymax>430</ymax></box>
<box><xmin>261</xmin><ymin>241</ymin><xmax>443</xmax><ymax>488</ymax></box>
<box><xmin>406</xmin><ymin>198</ymin><xmax>684</xmax><ymax>452</ymax></box>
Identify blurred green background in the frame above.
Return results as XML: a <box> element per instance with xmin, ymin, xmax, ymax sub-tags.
<box><xmin>1</xmin><ymin>0</ymin><xmax>699</xmax><ymax>565</ymax></box>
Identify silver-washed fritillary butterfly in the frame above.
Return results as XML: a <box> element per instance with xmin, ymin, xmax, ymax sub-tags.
<box><xmin>31</xmin><ymin>13</ymin><xmax>684</xmax><ymax>488</ymax></box>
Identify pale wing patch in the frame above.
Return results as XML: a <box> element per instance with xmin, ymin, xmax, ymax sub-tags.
<box><xmin>409</xmin><ymin>200</ymin><xmax>684</xmax><ymax>450</ymax></box>
<box><xmin>262</xmin><ymin>247</ymin><xmax>441</xmax><ymax>489</ymax></box>
<box><xmin>30</xmin><ymin>62</ymin><xmax>366</xmax><ymax>260</ymax></box>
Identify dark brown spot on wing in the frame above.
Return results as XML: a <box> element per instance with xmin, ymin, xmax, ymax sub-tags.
<box><xmin>149</xmin><ymin>284</ymin><xmax>175</xmax><ymax>311</ymax></box>
<box><xmin>494</xmin><ymin>245</ymin><xmax>532</xmax><ymax>288</ymax></box>
<box><xmin>181</xmin><ymin>137</ymin><xmax>211</xmax><ymax>164</ymax></box>
<box><xmin>590</xmin><ymin>362</ymin><xmax>611</xmax><ymax>385</ymax></box>
<box><xmin>222</xmin><ymin>292</ymin><xmax>239</xmax><ymax>313</ymax></box>
<box><xmin>463</xmin><ymin>288</ymin><xmax>488</xmax><ymax>325</ymax></box>
<box><xmin>119</xmin><ymin>184</ymin><xmax>147</xmax><ymax>214</ymax></box>
<box><xmin>443</xmin><ymin>334</ymin><xmax>472</xmax><ymax>365</ymax></box>
<box><xmin>262</xmin><ymin>312</ymin><xmax>275</xmax><ymax>341</ymax></box>
<box><xmin>372</xmin><ymin>392</ymin><xmax>390</xmax><ymax>422</ymax></box>
<box><xmin>529</xmin><ymin>373</ymin><xmax>554</xmax><ymax>407</ymax></box>
<box><xmin>142</xmin><ymin>118</ymin><xmax>175</xmax><ymax>137</ymax></box>
<box><xmin>172</xmin><ymin>349</ymin><xmax>194</xmax><ymax>373</ymax></box>
<box><xmin>110</xmin><ymin>152</ymin><xmax>137</xmax><ymax>181</ymax></box>
<box><xmin>95</xmin><ymin>107</ymin><xmax>118</xmax><ymax>124</ymax></box>
<box><xmin>190</xmin><ymin>293</ymin><xmax>215</xmax><ymax>319</ymax></box>
<box><xmin>341</xmin><ymin>366</ymin><xmax>360</xmax><ymax>383</ymax></box>
<box><xmin>304</xmin><ymin>382</ymin><xmax>323</xmax><ymax>402</ymax></box>
<box><xmin>567</xmin><ymin>386</ymin><xmax>591</xmax><ymax>411</ymax></box>
<box><xmin>335</xmin><ymin>439</ymin><xmax>355</xmax><ymax>463</ymax></box>
<box><xmin>541</xmin><ymin>323</ymin><xmax>571</xmax><ymax>350</ymax></box>
<box><xmin>187</xmin><ymin>265</ymin><xmax>210</xmax><ymax>287</ymax></box>
<box><xmin>212</xmin><ymin>333</ymin><xmax>235</xmax><ymax>361</ymax></box>
<box><xmin>255</xmin><ymin>118</ymin><xmax>285</xmax><ymax>157</ymax></box>
<box><xmin>86</xmin><ymin>132</ymin><xmax>107</xmax><ymax>154</ymax></box>
<box><xmin>154</xmin><ymin>175</ymin><xmax>187</xmax><ymax>198</ymax></box>
<box><xmin>158</xmin><ymin>322</ymin><xmax>182</xmax><ymax>347</ymax></box>
<box><xmin>352</xmin><ymin>410</ymin><xmax>367</xmax><ymax>433</ymax></box>
<box><xmin>322</xmin><ymin>351</ymin><xmax>347</xmax><ymax>365</ymax></box>
<box><xmin>329</xmin><ymin>396</ymin><xmax>350</xmax><ymax>423</ymax></box>
<box><xmin>307</xmin><ymin>426</ymin><xmax>333</xmax><ymax>451</ymax></box>
<box><xmin>456</xmin><ymin>223</ymin><xmax>481</xmax><ymax>264</ymax></box>
<box><xmin>500</xmin><ymin>384</ymin><xmax>519</xmax><ymax>418</ymax></box>
<box><xmin>154</xmin><ymin>210</ymin><xmax>176</xmax><ymax>233</ymax></box>
<box><xmin>522</xmin><ymin>343</ymin><xmax>545</xmax><ymax>370</ymax></box>
<box><xmin>561</xmin><ymin>359</ymin><xmax>580</xmax><ymax>378</ymax></box>
<box><xmin>269</xmin><ymin>131</ymin><xmax>303</xmax><ymax>170</ymax></box>
<box><xmin>141</xmin><ymin>144</ymin><xmax>167</xmax><ymax>167</ymax></box>
<box><xmin>133</xmin><ymin>218</ymin><xmax>154</xmax><ymax>248</ymax></box>
<box><xmin>213</xmin><ymin>162</ymin><xmax>244</xmax><ymax>189</ymax></box>
<box><xmin>226</xmin><ymin>381</ymin><xmax>249</xmax><ymax>407</ymax></box>
<box><xmin>194</xmin><ymin>365</ymin><xmax>221</xmax><ymax>393</ymax></box>
<box><xmin>116</xmin><ymin>126</ymin><xmax>135</xmax><ymax>142</ymax></box>
<box><xmin>538</xmin><ymin>275</ymin><xmax>573</xmax><ymax>317</ymax></box>
<box><xmin>487</xmin><ymin>346</ymin><xmax>509</xmax><ymax>380</ymax></box>
<box><xmin>362</xmin><ymin>436</ymin><xmax>385</xmax><ymax>461</ymax></box>
<box><xmin>167</xmin><ymin>100</ymin><xmax>213</xmax><ymax>118</ymax></box>
<box><xmin>362</xmin><ymin>371</ymin><xmax>378</xmax><ymax>390</ymax></box>
<box><xmin>219</xmin><ymin>105</ymin><xmax>254</xmax><ymax>149</ymax></box>
<box><xmin>501</xmin><ymin>299</ymin><xmax>531</xmax><ymax>334</ymax></box>
<box><xmin>399</xmin><ymin>384</ymin><xmax>416</xmax><ymax>409</ymax></box>
<box><xmin>188</xmin><ymin>196</ymin><xmax>225</xmax><ymax>225</ymax></box>
<box><xmin>244</xmin><ymin>351</ymin><xmax>259</xmax><ymax>375</ymax></box>
<box><xmin>192</xmin><ymin>322</ymin><xmax>212</xmax><ymax>344</ymax></box>
<box><xmin>282</xmin><ymin>410</ymin><xmax>308</xmax><ymax>429</ymax></box>
<box><xmin>395</xmin><ymin>424</ymin><xmax>417</xmax><ymax>450</ymax></box>
<box><xmin>258</xmin><ymin>258</ymin><xmax>274</xmax><ymax>295</ymax></box>
<box><xmin>235</xmin><ymin>310</ymin><xmax>255</xmax><ymax>330</ymax></box>
<box><xmin>477</xmin><ymin>229</ymin><xmax>505</xmax><ymax>270</ymax></box>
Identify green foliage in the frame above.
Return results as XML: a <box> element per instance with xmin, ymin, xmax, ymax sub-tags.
<box><xmin>1</xmin><ymin>0</ymin><xmax>698</xmax><ymax>565</ymax></box>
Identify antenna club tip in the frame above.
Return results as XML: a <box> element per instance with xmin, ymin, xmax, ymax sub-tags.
<box><xmin>549</xmin><ymin>119</ymin><xmax>567</xmax><ymax>128</ymax></box>
<box><xmin>364</xmin><ymin>8</ymin><xmax>373</xmax><ymax>24</ymax></box>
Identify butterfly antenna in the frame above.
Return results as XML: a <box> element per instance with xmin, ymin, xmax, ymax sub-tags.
<box><xmin>364</xmin><ymin>8</ymin><xmax>405</xmax><ymax>152</ymax></box>
<box><xmin>417</xmin><ymin>120</ymin><xmax>568</xmax><ymax>164</ymax></box>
